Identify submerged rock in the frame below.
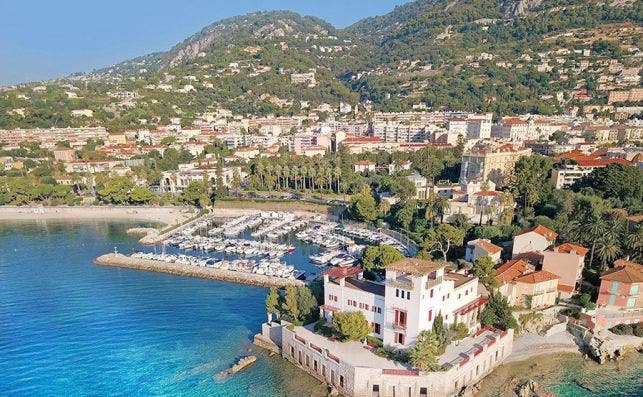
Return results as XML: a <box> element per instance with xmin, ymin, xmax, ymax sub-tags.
<box><xmin>515</xmin><ymin>379</ymin><xmax>555</xmax><ymax>397</ymax></box>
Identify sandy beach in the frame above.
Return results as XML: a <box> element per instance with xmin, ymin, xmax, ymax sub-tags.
<box><xmin>0</xmin><ymin>205</ymin><xmax>195</xmax><ymax>227</ymax></box>
<box><xmin>505</xmin><ymin>330</ymin><xmax>582</xmax><ymax>363</ymax></box>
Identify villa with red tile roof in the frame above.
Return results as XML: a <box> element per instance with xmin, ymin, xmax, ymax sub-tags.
<box><xmin>465</xmin><ymin>239</ymin><xmax>502</xmax><ymax>264</ymax></box>
<box><xmin>596</xmin><ymin>259</ymin><xmax>642</xmax><ymax>309</ymax></box>
<box><xmin>495</xmin><ymin>259</ymin><xmax>559</xmax><ymax>308</ymax></box>
<box><xmin>353</xmin><ymin>160</ymin><xmax>376</xmax><ymax>173</ymax></box>
<box><xmin>542</xmin><ymin>243</ymin><xmax>588</xmax><ymax>299</ymax></box>
<box><xmin>511</xmin><ymin>225</ymin><xmax>558</xmax><ymax>257</ymax></box>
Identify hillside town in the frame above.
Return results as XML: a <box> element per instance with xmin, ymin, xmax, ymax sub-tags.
<box><xmin>1</xmin><ymin>102</ymin><xmax>641</xmax><ymax>396</ymax></box>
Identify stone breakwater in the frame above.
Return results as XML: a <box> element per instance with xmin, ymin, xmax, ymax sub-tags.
<box><xmin>93</xmin><ymin>253</ymin><xmax>304</xmax><ymax>288</ymax></box>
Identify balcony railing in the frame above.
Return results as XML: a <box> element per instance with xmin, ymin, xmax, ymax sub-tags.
<box><xmin>388</xmin><ymin>278</ymin><xmax>413</xmax><ymax>290</ymax></box>
<box><xmin>426</xmin><ymin>276</ymin><xmax>443</xmax><ymax>289</ymax></box>
<box><xmin>392</xmin><ymin>322</ymin><xmax>407</xmax><ymax>331</ymax></box>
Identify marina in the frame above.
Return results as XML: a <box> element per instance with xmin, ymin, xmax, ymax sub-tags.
<box><xmin>131</xmin><ymin>252</ymin><xmax>303</xmax><ymax>279</ymax></box>
<box><xmin>95</xmin><ymin>210</ymin><xmax>416</xmax><ymax>287</ymax></box>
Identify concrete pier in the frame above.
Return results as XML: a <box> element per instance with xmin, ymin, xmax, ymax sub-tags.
<box><xmin>93</xmin><ymin>253</ymin><xmax>304</xmax><ymax>288</ymax></box>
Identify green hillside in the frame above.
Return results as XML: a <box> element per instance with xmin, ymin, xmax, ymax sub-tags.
<box><xmin>0</xmin><ymin>1</ymin><xmax>641</xmax><ymax>131</ymax></box>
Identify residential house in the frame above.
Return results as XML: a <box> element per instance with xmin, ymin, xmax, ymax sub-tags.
<box><xmin>495</xmin><ymin>259</ymin><xmax>559</xmax><ymax>308</ymax></box>
<box><xmin>353</xmin><ymin>160</ymin><xmax>376</xmax><ymax>173</ymax></box>
<box><xmin>465</xmin><ymin>239</ymin><xmax>502</xmax><ymax>264</ymax></box>
<box><xmin>596</xmin><ymin>259</ymin><xmax>642</xmax><ymax>309</ymax></box>
<box><xmin>541</xmin><ymin>243</ymin><xmax>588</xmax><ymax>298</ymax></box>
<box><xmin>511</xmin><ymin>225</ymin><xmax>557</xmax><ymax>257</ymax></box>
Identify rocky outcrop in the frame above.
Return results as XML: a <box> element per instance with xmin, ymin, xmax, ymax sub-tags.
<box><xmin>217</xmin><ymin>356</ymin><xmax>257</xmax><ymax>378</ymax></box>
<box><xmin>515</xmin><ymin>379</ymin><xmax>555</xmax><ymax>397</ymax></box>
<box><xmin>503</xmin><ymin>0</ymin><xmax>545</xmax><ymax>17</ymax></box>
<box><xmin>583</xmin><ymin>330</ymin><xmax>643</xmax><ymax>364</ymax></box>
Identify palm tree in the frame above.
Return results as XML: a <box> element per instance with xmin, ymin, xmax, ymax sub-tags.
<box><xmin>255</xmin><ymin>162</ymin><xmax>265</xmax><ymax>189</ymax></box>
<box><xmin>325</xmin><ymin>168</ymin><xmax>333</xmax><ymax>192</ymax></box>
<box><xmin>625</xmin><ymin>225</ymin><xmax>642</xmax><ymax>262</ymax></box>
<box><xmin>424</xmin><ymin>202</ymin><xmax>437</xmax><ymax>227</ymax></box>
<box><xmin>265</xmin><ymin>163</ymin><xmax>274</xmax><ymax>193</ymax></box>
<box><xmin>282</xmin><ymin>165</ymin><xmax>290</xmax><ymax>190</ymax></box>
<box><xmin>333</xmin><ymin>165</ymin><xmax>342</xmax><ymax>193</ymax></box>
<box><xmin>596</xmin><ymin>236</ymin><xmax>622</xmax><ymax>272</ymax></box>
<box><xmin>273</xmin><ymin>164</ymin><xmax>282</xmax><ymax>190</ymax></box>
<box><xmin>576</xmin><ymin>215</ymin><xmax>608</xmax><ymax>268</ymax></box>
<box><xmin>291</xmin><ymin>165</ymin><xmax>299</xmax><ymax>190</ymax></box>
<box><xmin>308</xmin><ymin>167</ymin><xmax>317</xmax><ymax>191</ymax></box>
<box><xmin>434</xmin><ymin>195</ymin><xmax>449</xmax><ymax>224</ymax></box>
<box><xmin>300</xmin><ymin>165</ymin><xmax>309</xmax><ymax>190</ymax></box>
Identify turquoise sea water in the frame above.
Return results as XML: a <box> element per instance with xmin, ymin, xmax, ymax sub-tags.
<box><xmin>0</xmin><ymin>220</ymin><xmax>325</xmax><ymax>397</ymax></box>
<box><xmin>1</xmin><ymin>220</ymin><xmax>641</xmax><ymax>397</ymax></box>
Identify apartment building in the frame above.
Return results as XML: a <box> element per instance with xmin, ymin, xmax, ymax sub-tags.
<box><xmin>0</xmin><ymin>127</ymin><xmax>109</xmax><ymax>148</ymax></box>
<box><xmin>549</xmin><ymin>150</ymin><xmax>633</xmax><ymax>189</ymax></box>
<box><xmin>459</xmin><ymin>144</ymin><xmax>531</xmax><ymax>182</ymax></box>
<box><xmin>371</xmin><ymin>122</ymin><xmax>428</xmax><ymax>143</ymax></box>
<box><xmin>541</xmin><ymin>243</ymin><xmax>588</xmax><ymax>298</ymax></box>
<box><xmin>495</xmin><ymin>259</ymin><xmax>559</xmax><ymax>309</ymax></box>
<box><xmin>596</xmin><ymin>259</ymin><xmax>642</xmax><ymax>309</ymax></box>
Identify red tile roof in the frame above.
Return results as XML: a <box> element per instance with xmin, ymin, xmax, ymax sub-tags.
<box><xmin>323</xmin><ymin>266</ymin><xmax>363</xmax><ymax>279</ymax></box>
<box><xmin>503</xmin><ymin>117</ymin><xmax>528</xmax><ymax>125</ymax></box>
<box><xmin>558</xmin><ymin>284</ymin><xmax>575</xmax><ymax>293</ymax></box>
<box><xmin>469</xmin><ymin>239</ymin><xmax>502</xmax><ymax>254</ymax></box>
<box><xmin>495</xmin><ymin>259</ymin><xmax>529</xmax><ymax>283</ymax></box>
<box><xmin>514</xmin><ymin>270</ymin><xmax>559</xmax><ymax>284</ymax></box>
<box><xmin>516</xmin><ymin>225</ymin><xmax>558</xmax><ymax>241</ymax></box>
<box><xmin>550</xmin><ymin>243</ymin><xmax>589</xmax><ymax>256</ymax></box>
<box><xmin>600</xmin><ymin>260</ymin><xmax>642</xmax><ymax>283</ymax></box>
<box><xmin>474</xmin><ymin>191</ymin><xmax>500</xmax><ymax>197</ymax></box>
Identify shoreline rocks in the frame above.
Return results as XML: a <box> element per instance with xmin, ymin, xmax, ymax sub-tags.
<box><xmin>217</xmin><ymin>356</ymin><xmax>257</xmax><ymax>378</ymax></box>
<box><xmin>514</xmin><ymin>379</ymin><xmax>555</xmax><ymax>397</ymax></box>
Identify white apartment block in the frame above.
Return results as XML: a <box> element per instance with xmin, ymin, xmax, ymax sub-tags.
<box><xmin>371</xmin><ymin>122</ymin><xmax>428</xmax><ymax>143</ymax></box>
<box><xmin>0</xmin><ymin>127</ymin><xmax>109</xmax><ymax>149</ymax></box>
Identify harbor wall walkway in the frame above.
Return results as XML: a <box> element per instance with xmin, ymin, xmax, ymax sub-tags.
<box><xmin>94</xmin><ymin>253</ymin><xmax>304</xmax><ymax>288</ymax></box>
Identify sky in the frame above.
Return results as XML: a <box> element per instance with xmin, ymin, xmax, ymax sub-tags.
<box><xmin>0</xmin><ymin>0</ymin><xmax>409</xmax><ymax>85</ymax></box>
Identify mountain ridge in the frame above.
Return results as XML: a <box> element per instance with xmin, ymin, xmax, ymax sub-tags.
<box><xmin>1</xmin><ymin>0</ymin><xmax>641</xmax><ymax>130</ymax></box>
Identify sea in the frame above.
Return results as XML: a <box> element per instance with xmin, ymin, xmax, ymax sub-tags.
<box><xmin>0</xmin><ymin>220</ymin><xmax>327</xmax><ymax>397</ymax></box>
<box><xmin>0</xmin><ymin>220</ymin><xmax>641</xmax><ymax>396</ymax></box>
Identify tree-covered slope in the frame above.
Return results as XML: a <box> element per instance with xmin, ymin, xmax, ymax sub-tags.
<box><xmin>1</xmin><ymin>1</ymin><xmax>641</xmax><ymax>131</ymax></box>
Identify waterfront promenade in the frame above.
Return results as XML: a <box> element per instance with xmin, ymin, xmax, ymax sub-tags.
<box><xmin>94</xmin><ymin>253</ymin><xmax>304</xmax><ymax>288</ymax></box>
<box><xmin>0</xmin><ymin>205</ymin><xmax>194</xmax><ymax>226</ymax></box>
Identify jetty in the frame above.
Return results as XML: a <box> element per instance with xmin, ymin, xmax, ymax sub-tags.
<box><xmin>217</xmin><ymin>356</ymin><xmax>257</xmax><ymax>378</ymax></box>
<box><xmin>93</xmin><ymin>253</ymin><xmax>304</xmax><ymax>288</ymax></box>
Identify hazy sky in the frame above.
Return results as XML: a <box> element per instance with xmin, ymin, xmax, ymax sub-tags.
<box><xmin>0</xmin><ymin>0</ymin><xmax>409</xmax><ymax>85</ymax></box>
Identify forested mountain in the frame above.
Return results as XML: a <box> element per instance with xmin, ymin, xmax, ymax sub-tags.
<box><xmin>1</xmin><ymin>0</ymin><xmax>641</xmax><ymax>130</ymax></box>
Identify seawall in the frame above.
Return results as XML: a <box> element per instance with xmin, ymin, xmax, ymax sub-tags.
<box><xmin>93</xmin><ymin>253</ymin><xmax>304</xmax><ymax>288</ymax></box>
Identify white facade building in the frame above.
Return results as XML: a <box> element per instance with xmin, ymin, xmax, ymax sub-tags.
<box><xmin>321</xmin><ymin>259</ymin><xmax>487</xmax><ymax>350</ymax></box>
